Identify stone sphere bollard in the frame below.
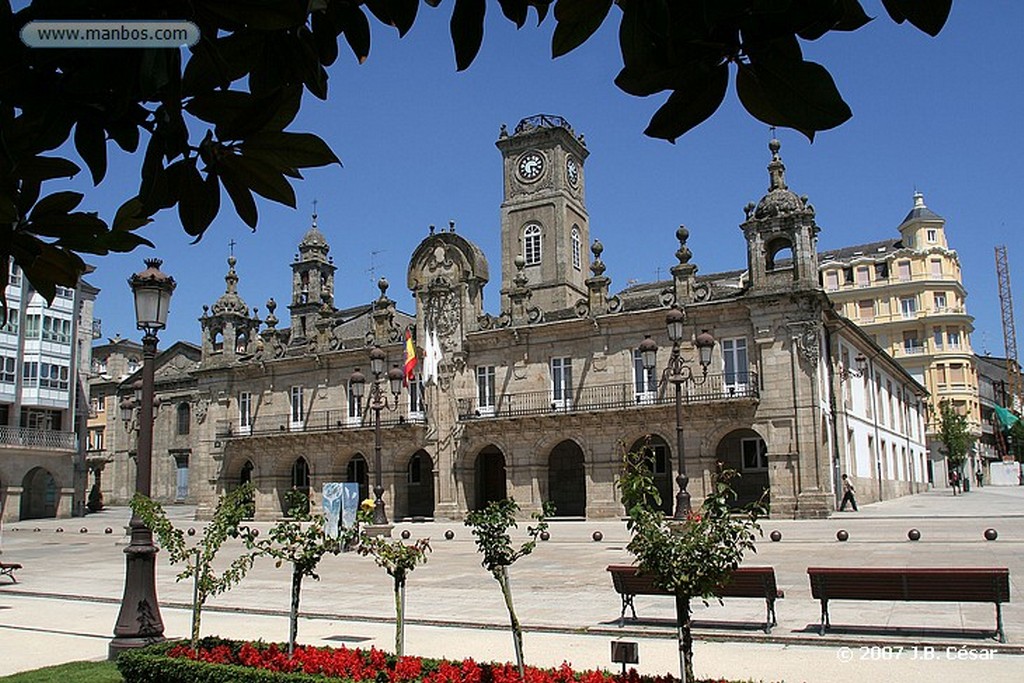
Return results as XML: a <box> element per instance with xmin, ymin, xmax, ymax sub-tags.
<box><xmin>592</xmin><ymin>530</ymin><xmax>603</xmax><ymax>542</ymax></box>
<box><xmin>984</xmin><ymin>528</ymin><xmax>999</xmax><ymax>541</ymax></box>
<box><xmin>401</xmin><ymin>529</ymin><xmax>411</xmax><ymax>540</ymax></box>
<box><xmin>444</xmin><ymin>529</ymin><xmax>455</xmax><ymax>540</ymax></box>
<box><xmin>80</xmin><ymin>527</ymin><xmax>88</xmax><ymax>534</ymax></box>
<box><xmin>769</xmin><ymin>530</ymin><xmax>782</xmax><ymax>542</ymax></box>
<box><xmin>907</xmin><ymin>529</ymin><xmax>921</xmax><ymax>541</ymax></box>
<box><xmin>56</xmin><ymin>527</ymin><xmax>63</xmax><ymax>533</ymax></box>
<box><xmin>540</xmin><ymin>530</ymin><xmax>550</xmax><ymax>541</ymax></box>
<box><xmin>33</xmin><ymin>528</ymin><xmax>40</xmax><ymax>533</ymax></box>
<box><xmin>836</xmin><ymin>529</ymin><xmax>849</xmax><ymax>542</ymax></box>
<box><xmin>187</xmin><ymin>528</ymin><xmax>196</xmax><ymax>536</ymax></box>
<box><xmin>105</xmin><ymin>527</ymin><xmax>113</xmax><ymax>534</ymax></box>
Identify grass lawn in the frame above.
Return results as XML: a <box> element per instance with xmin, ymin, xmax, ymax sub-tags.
<box><xmin>0</xmin><ymin>661</ymin><xmax>122</xmax><ymax>683</ymax></box>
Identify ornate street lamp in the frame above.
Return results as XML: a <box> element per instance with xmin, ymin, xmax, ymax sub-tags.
<box><xmin>349</xmin><ymin>349</ymin><xmax>404</xmax><ymax>528</ymax></box>
<box><xmin>639</xmin><ymin>307</ymin><xmax>715</xmax><ymax>519</ymax></box>
<box><xmin>110</xmin><ymin>259</ymin><xmax>175</xmax><ymax>658</ymax></box>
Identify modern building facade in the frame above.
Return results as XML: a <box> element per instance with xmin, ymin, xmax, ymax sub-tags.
<box><xmin>1</xmin><ymin>262</ymin><xmax>98</xmax><ymax>521</ymax></box>
<box><xmin>820</xmin><ymin>194</ymin><xmax>975</xmax><ymax>487</ymax></box>
<box><xmin>95</xmin><ymin>116</ymin><xmax>927</xmax><ymax>521</ymax></box>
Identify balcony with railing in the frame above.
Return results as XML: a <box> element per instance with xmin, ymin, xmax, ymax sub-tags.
<box><xmin>216</xmin><ymin>407</ymin><xmax>427</xmax><ymax>439</ymax></box>
<box><xmin>458</xmin><ymin>372</ymin><xmax>759</xmax><ymax>420</ymax></box>
<box><xmin>0</xmin><ymin>425</ymin><xmax>77</xmax><ymax>451</ymax></box>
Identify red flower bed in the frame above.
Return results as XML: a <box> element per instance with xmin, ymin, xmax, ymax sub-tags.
<box><xmin>166</xmin><ymin>642</ymin><xmax>737</xmax><ymax>683</ymax></box>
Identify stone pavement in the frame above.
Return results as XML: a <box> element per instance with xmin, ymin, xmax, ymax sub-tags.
<box><xmin>1</xmin><ymin>486</ymin><xmax>1022</xmax><ymax>682</ymax></box>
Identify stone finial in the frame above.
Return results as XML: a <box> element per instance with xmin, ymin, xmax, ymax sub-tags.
<box><xmin>590</xmin><ymin>239</ymin><xmax>606</xmax><ymax>277</ymax></box>
<box><xmin>378</xmin><ymin>277</ymin><xmax>390</xmax><ymax>300</ymax></box>
<box><xmin>264</xmin><ymin>298</ymin><xmax>278</xmax><ymax>329</ymax></box>
<box><xmin>675</xmin><ymin>225</ymin><xmax>692</xmax><ymax>265</ymax></box>
<box><xmin>449</xmin><ymin>220</ymin><xmax>456</xmax><ymax>233</ymax></box>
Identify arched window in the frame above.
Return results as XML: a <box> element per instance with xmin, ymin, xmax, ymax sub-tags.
<box><xmin>523</xmin><ymin>224</ymin><xmax>542</xmax><ymax>266</ymax></box>
<box><xmin>236</xmin><ymin>332</ymin><xmax>248</xmax><ymax>354</ymax></box>
<box><xmin>571</xmin><ymin>226</ymin><xmax>581</xmax><ymax>271</ymax></box>
<box><xmin>176</xmin><ymin>403</ymin><xmax>190</xmax><ymax>435</ymax></box>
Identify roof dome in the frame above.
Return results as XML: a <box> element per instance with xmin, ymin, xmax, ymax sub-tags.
<box><xmin>211</xmin><ymin>256</ymin><xmax>250</xmax><ymax>317</ymax></box>
<box><xmin>753</xmin><ymin>139</ymin><xmax>811</xmax><ymax>220</ymax></box>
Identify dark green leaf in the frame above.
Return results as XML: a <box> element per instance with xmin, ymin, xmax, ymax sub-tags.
<box><xmin>205</xmin><ymin>0</ymin><xmax>309</xmax><ymax>31</ymax></box>
<box><xmin>882</xmin><ymin>0</ymin><xmax>951</xmax><ymax>37</ymax></box>
<box><xmin>74</xmin><ymin>119</ymin><xmax>108</xmax><ymax>184</ymax></box>
<box><xmin>20</xmin><ymin>241</ymin><xmax>86</xmax><ymax>303</ymax></box>
<box><xmin>451</xmin><ymin>0</ymin><xmax>486</xmax><ymax>71</ymax></box>
<box><xmin>311</xmin><ymin>10</ymin><xmax>340</xmax><ymax>67</ymax></box>
<box><xmin>219</xmin><ymin>154</ymin><xmax>296</xmax><ymax>208</ymax></box>
<box><xmin>177</xmin><ymin>159</ymin><xmax>220</xmax><ymax>238</ymax></box>
<box><xmin>219</xmin><ymin>167</ymin><xmax>259</xmax><ymax>229</ymax></box>
<box><xmin>391</xmin><ymin>0</ymin><xmax>420</xmax><ymax>37</ymax></box>
<box><xmin>834</xmin><ymin>0</ymin><xmax>873</xmax><ymax>32</ymax></box>
<box><xmin>239</xmin><ymin>132</ymin><xmax>340</xmax><ymax>169</ymax></box>
<box><xmin>101</xmin><ymin>230</ymin><xmax>155</xmax><ymax>253</ymax></box>
<box><xmin>31</xmin><ymin>191</ymin><xmax>84</xmax><ymax>220</ymax></box>
<box><xmin>112</xmin><ymin>197</ymin><xmax>154</xmax><ymax>232</ymax></box>
<box><xmin>339</xmin><ymin>3</ymin><xmax>372</xmax><ymax>64</ymax></box>
<box><xmin>0</xmin><ymin>192</ymin><xmax>19</xmax><ymax>223</ymax></box>
<box><xmin>105</xmin><ymin>120</ymin><xmax>141</xmax><ymax>154</ymax></box>
<box><xmin>497</xmin><ymin>0</ymin><xmax>528</xmax><ymax>28</ymax></box>
<box><xmin>552</xmin><ymin>0</ymin><xmax>612</xmax><ymax>58</ymax></box>
<box><xmin>736</xmin><ymin>58</ymin><xmax>851</xmax><ymax>141</ymax></box>
<box><xmin>643</xmin><ymin>62</ymin><xmax>729</xmax><ymax>142</ymax></box>
<box><xmin>18</xmin><ymin>155</ymin><xmax>80</xmax><ymax>183</ymax></box>
<box><xmin>32</xmin><ymin>211</ymin><xmax>106</xmax><ymax>240</ymax></box>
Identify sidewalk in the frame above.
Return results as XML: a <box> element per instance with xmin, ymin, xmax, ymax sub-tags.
<box><xmin>1</xmin><ymin>486</ymin><xmax>1022</xmax><ymax>682</ymax></box>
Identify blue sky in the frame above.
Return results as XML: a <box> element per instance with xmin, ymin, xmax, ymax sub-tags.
<box><xmin>71</xmin><ymin>3</ymin><xmax>1023</xmax><ymax>355</ymax></box>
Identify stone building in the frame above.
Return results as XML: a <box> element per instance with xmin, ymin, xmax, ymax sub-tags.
<box><xmin>141</xmin><ymin>115</ymin><xmax>926</xmax><ymax>522</ymax></box>
<box><xmin>1</xmin><ymin>263</ymin><xmax>98</xmax><ymax>522</ymax></box>
<box><xmin>820</xmin><ymin>193</ymin><xmax>976</xmax><ymax>487</ymax></box>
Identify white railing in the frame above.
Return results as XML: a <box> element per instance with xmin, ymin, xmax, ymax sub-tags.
<box><xmin>0</xmin><ymin>425</ymin><xmax>77</xmax><ymax>450</ymax></box>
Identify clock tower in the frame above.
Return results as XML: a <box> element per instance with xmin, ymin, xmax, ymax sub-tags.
<box><xmin>496</xmin><ymin>115</ymin><xmax>590</xmax><ymax>314</ymax></box>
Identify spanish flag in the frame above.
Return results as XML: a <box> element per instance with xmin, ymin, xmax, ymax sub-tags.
<box><xmin>403</xmin><ymin>328</ymin><xmax>417</xmax><ymax>386</ymax></box>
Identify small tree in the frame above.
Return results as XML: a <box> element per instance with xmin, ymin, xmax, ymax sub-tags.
<box><xmin>250</xmin><ymin>496</ymin><xmax>353</xmax><ymax>655</ymax></box>
<box><xmin>619</xmin><ymin>451</ymin><xmax>763</xmax><ymax>683</ymax></box>
<box><xmin>937</xmin><ymin>399</ymin><xmax>974</xmax><ymax>483</ymax></box>
<box><xmin>357</xmin><ymin>533</ymin><xmax>431</xmax><ymax>655</ymax></box>
<box><xmin>465</xmin><ymin>499</ymin><xmax>552</xmax><ymax>678</ymax></box>
<box><xmin>132</xmin><ymin>484</ymin><xmax>258</xmax><ymax>650</ymax></box>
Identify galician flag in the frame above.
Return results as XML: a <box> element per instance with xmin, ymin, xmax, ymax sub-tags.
<box><xmin>403</xmin><ymin>328</ymin><xmax>417</xmax><ymax>386</ymax></box>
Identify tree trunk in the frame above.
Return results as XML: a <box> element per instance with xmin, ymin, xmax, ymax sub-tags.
<box><xmin>289</xmin><ymin>570</ymin><xmax>303</xmax><ymax>656</ymax></box>
<box><xmin>394</xmin><ymin>574</ymin><xmax>405</xmax><ymax>656</ymax></box>
<box><xmin>675</xmin><ymin>594</ymin><xmax>694</xmax><ymax>683</ymax></box>
<box><xmin>496</xmin><ymin>566</ymin><xmax>525</xmax><ymax>678</ymax></box>
<box><xmin>190</xmin><ymin>550</ymin><xmax>203</xmax><ymax>650</ymax></box>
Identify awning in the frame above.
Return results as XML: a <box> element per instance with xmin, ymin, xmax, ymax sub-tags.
<box><xmin>994</xmin><ymin>405</ymin><xmax>1020</xmax><ymax>429</ymax></box>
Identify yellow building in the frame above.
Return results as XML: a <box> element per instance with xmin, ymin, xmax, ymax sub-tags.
<box><xmin>820</xmin><ymin>193</ymin><xmax>977</xmax><ymax>486</ymax></box>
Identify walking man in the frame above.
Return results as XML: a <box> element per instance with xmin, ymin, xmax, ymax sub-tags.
<box><xmin>839</xmin><ymin>474</ymin><xmax>858</xmax><ymax>512</ymax></box>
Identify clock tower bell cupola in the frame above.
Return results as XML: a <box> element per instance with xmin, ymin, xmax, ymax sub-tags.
<box><xmin>496</xmin><ymin>115</ymin><xmax>590</xmax><ymax>314</ymax></box>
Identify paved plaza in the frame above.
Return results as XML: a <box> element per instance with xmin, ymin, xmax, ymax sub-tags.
<box><xmin>1</xmin><ymin>486</ymin><xmax>1022</xmax><ymax>682</ymax></box>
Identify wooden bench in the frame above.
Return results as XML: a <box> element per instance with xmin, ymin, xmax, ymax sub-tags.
<box><xmin>807</xmin><ymin>567</ymin><xmax>1010</xmax><ymax>643</ymax></box>
<box><xmin>607</xmin><ymin>564</ymin><xmax>784</xmax><ymax>633</ymax></box>
<box><xmin>0</xmin><ymin>561</ymin><xmax>22</xmax><ymax>583</ymax></box>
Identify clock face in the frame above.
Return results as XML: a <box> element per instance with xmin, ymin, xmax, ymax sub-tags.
<box><xmin>517</xmin><ymin>151</ymin><xmax>544</xmax><ymax>181</ymax></box>
<box><xmin>566</xmin><ymin>156</ymin><xmax>580</xmax><ymax>187</ymax></box>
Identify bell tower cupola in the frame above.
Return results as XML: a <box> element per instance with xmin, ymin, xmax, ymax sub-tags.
<box><xmin>288</xmin><ymin>209</ymin><xmax>336</xmax><ymax>344</ymax></box>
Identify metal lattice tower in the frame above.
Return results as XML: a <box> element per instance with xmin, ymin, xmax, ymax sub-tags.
<box><xmin>995</xmin><ymin>245</ymin><xmax>1021</xmax><ymax>408</ymax></box>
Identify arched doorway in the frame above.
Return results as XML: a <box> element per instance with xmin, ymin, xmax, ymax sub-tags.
<box><xmin>238</xmin><ymin>460</ymin><xmax>255</xmax><ymax>517</ymax></box>
<box><xmin>282</xmin><ymin>456</ymin><xmax>310</xmax><ymax>516</ymax></box>
<box><xmin>715</xmin><ymin>429</ymin><xmax>770</xmax><ymax>510</ymax></box>
<box><xmin>346</xmin><ymin>454</ymin><xmax>369</xmax><ymax>503</ymax></box>
<box><xmin>20</xmin><ymin>467</ymin><xmax>57</xmax><ymax>520</ymax></box>
<box><xmin>405</xmin><ymin>450</ymin><xmax>434</xmax><ymax>519</ymax></box>
<box><xmin>628</xmin><ymin>435</ymin><xmax>673</xmax><ymax>515</ymax></box>
<box><xmin>473</xmin><ymin>446</ymin><xmax>506</xmax><ymax>510</ymax></box>
<box><xmin>548</xmin><ymin>440</ymin><xmax>586</xmax><ymax>517</ymax></box>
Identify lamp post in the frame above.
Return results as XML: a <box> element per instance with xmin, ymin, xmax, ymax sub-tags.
<box><xmin>349</xmin><ymin>347</ymin><xmax>404</xmax><ymax>527</ymax></box>
<box><xmin>639</xmin><ymin>306</ymin><xmax>715</xmax><ymax>519</ymax></box>
<box><xmin>110</xmin><ymin>259</ymin><xmax>175</xmax><ymax>658</ymax></box>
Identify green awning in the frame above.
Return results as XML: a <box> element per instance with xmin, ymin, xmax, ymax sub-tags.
<box><xmin>994</xmin><ymin>405</ymin><xmax>1020</xmax><ymax>429</ymax></box>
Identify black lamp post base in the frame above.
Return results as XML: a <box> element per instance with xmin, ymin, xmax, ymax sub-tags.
<box><xmin>109</xmin><ymin>634</ymin><xmax>166</xmax><ymax>660</ymax></box>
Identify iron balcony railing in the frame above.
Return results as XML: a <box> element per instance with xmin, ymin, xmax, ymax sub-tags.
<box><xmin>0</xmin><ymin>425</ymin><xmax>77</xmax><ymax>451</ymax></box>
<box><xmin>459</xmin><ymin>372</ymin><xmax>759</xmax><ymax>420</ymax></box>
<box><xmin>216</xmin><ymin>407</ymin><xmax>427</xmax><ymax>439</ymax></box>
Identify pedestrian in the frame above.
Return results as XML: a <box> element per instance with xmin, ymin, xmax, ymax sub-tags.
<box><xmin>950</xmin><ymin>469</ymin><xmax>961</xmax><ymax>496</ymax></box>
<box><xmin>975</xmin><ymin>466</ymin><xmax>984</xmax><ymax>488</ymax></box>
<box><xmin>839</xmin><ymin>474</ymin><xmax>858</xmax><ymax>511</ymax></box>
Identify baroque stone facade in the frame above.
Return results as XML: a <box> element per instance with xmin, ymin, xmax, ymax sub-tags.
<box><xmin>95</xmin><ymin>116</ymin><xmax>930</xmax><ymax>520</ymax></box>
